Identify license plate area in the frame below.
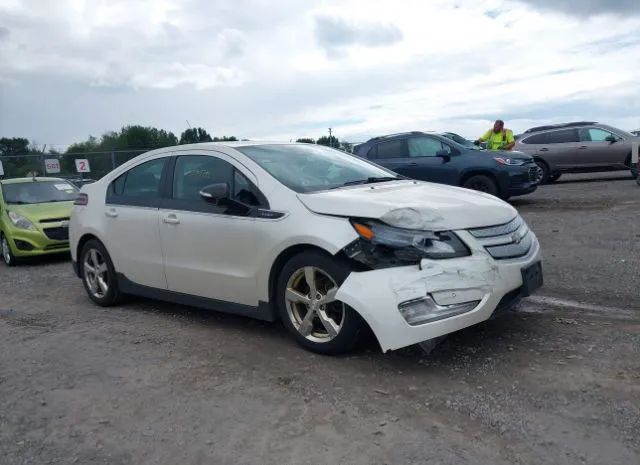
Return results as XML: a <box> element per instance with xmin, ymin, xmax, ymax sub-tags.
<box><xmin>521</xmin><ymin>261</ymin><xmax>543</xmax><ymax>296</ymax></box>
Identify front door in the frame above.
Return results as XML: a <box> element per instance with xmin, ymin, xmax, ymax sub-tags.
<box><xmin>103</xmin><ymin>156</ymin><xmax>169</xmax><ymax>289</ymax></box>
<box><xmin>579</xmin><ymin>127</ymin><xmax>629</xmax><ymax>167</ymax></box>
<box><xmin>159</xmin><ymin>152</ymin><xmax>263</xmax><ymax>307</ymax></box>
<box><xmin>405</xmin><ymin>136</ymin><xmax>458</xmax><ymax>184</ymax></box>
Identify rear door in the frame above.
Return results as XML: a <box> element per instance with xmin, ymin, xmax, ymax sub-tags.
<box><xmin>103</xmin><ymin>156</ymin><xmax>169</xmax><ymax>289</ymax></box>
<box><xmin>366</xmin><ymin>139</ymin><xmax>413</xmax><ymax>176</ymax></box>
<box><xmin>538</xmin><ymin>128</ymin><xmax>581</xmax><ymax>169</ymax></box>
<box><xmin>579</xmin><ymin>127</ymin><xmax>628</xmax><ymax>166</ymax></box>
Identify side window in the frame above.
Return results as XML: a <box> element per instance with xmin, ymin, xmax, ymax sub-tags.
<box><xmin>581</xmin><ymin>128</ymin><xmax>614</xmax><ymax>142</ymax></box>
<box><xmin>522</xmin><ymin>133</ymin><xmax>548</xmax><ymax>144</ymax></box>
<box><xmin>376</xmin><ymin>140</ymin><xmax>408</xmax><ymax>159</ymax></box>
<box><xmin>546</xmin><ymin>129</ymin><xmax>579</xmax><ymax>144</ymax></box>
<box><xmin>171</xmin><ymin>155</ymin><xmax>265</xmax><ymax>214</ymax></box>
<box><xmin>408</xmin><ymin>137</ymin><xmax>446</xmax><ymax>157</ymax></box>
<box><xmin>108</xmin><ymin>158</ymin><xmax>167</xmax><ymax>206</ymax></box>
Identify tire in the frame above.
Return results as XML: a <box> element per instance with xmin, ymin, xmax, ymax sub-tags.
<box><xmin>548</xmin><ymin>172</ymin><xmax>562</xmax><ymax>183</ymax></box>
<box><xmin>1</xmin><ymin>233</ymin><xmax>17</xmax><ymax>267</ymax></box>
<box><xmin>79</xmin><ymin>239</ymin><xmax>122</xmax><ymax>306</ymax></box>
<box><xmin>534</xmin><ymin>159</ymin><xmax>550</xmax><ymax>184</ymax></box>
<box><xmin>624</xmin><ymin>154</ymin><xmax>638</xmax><ymax>179</ymax></box>
<box><xmin>462</xmin><ymin>174</ymin><xmax>499</xmax><ymax>197</ymax></box>
<box><xmin>276</xmin><ymin>250</ymin><xmax>364</xmax><ymax>355</ymax></box>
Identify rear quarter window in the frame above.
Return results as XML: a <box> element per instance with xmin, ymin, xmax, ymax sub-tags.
<box><xmin>521</xmin><ymin>133</ymin><xmax>548</xmax><ymax>144</ymax></box>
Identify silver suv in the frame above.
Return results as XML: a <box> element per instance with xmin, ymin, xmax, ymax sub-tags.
<box><xmin>514</xmin><ymin>122</ymin><xmax>639</xmax><ymax>183</ymax></box>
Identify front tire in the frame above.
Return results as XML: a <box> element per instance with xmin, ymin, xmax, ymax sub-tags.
<box><xmin>1</xmin><ymin>233</ymin><xmax>17</xmax><ymax>267</ymax></box>
<box><xmin>80</xmin><ymin>239</ymin><xmax>122</xmax><ymax>306</ymax></box>
<box><xmin>462</xmin><ymin>174</ymin><xmax>499</xmax><ymax>197</ymax></box>
<box><xmin>276</xmin><ymin>251</ymin><xmax>364</xmax><ymax>355</ymax></box>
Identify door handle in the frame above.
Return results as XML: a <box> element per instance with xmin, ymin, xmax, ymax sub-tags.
<box><xmin>539</xmin><ymin>148</ymin><xmax>549</xmax><ymax>152</ymax></box>
<box><xmin>105</xmin><ymin>208</ymin><xmax>118</xmax><ymax>218</ymax></box>
<box><xmin>162</xmin><ymin>214</ymin><xmax>180</xmax><ymax>225</ymax></box>
<box><xmin>578</xmin><ymin>146</ymin><xmax>588</xmax><ymax>149</ymax></box>
<box><xmin>407</xmin><ymin>162</ymin><xmax>418</xmax><ymax>166</ymax></box>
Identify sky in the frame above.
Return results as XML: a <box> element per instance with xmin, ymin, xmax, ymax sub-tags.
<box><xmin>0</xmin><ymin>0</ymin><xmax>639</xmax><ymax>150</ymax></box>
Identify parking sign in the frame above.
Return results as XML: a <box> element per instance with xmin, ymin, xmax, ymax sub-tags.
<box><xmin>75</xmin><ymin>159</ymin><xmax>91</xmax><ymax>173</ymax></box>
<box><xmin>45</xmin><ymin>159</ymin><xmax>61</xmax><ymax>174</ymax></box>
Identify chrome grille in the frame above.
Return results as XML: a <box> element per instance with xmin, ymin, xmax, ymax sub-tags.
<box><xmin>468</xmin><ymin>215</ymin><xmax>533</xmax><ymax>260</ymax></box>
<box><xmin>484</xmin><ymin>231</ymin><xmax>533</xmax><ymax>259</ymax></box>
<box><xmin>468</xmin><ymin>215</ymin><xmax>523</xmax><ymax>238</ymax></box>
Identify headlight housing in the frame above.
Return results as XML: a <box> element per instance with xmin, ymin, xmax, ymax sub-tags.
<box><xmin>8</xmin><ymin>211</ymin><xmax>37</xmax><ymax>231</ymax></box>
<box><xmin>494</xmin><ymin>157</ymin><xmax>526</xmax><ymax>166</ymax></box>
<box><xmin>344</xmin><ymin>219</ymin><xmax>470</xmax><ymax>269</ymax></box>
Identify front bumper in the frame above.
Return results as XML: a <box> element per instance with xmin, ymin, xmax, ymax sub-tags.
<box><xmin>335</xmin><ymin>230</ymin><xmax>542</xmax><ymax>352</ymax></box>
<box><xmin>497</xmin><ymin>164</ymin><xmax>539</xmax><ymax>197</ymax></box>
<box><xmin>5</xmin><ymin>227</ymin><xmax>70</xmax><ymax>258</ymax></box>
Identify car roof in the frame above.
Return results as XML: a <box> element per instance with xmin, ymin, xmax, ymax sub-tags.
<box><xmin>523</xmin><ymin>121</ymin><xmax>597</xmax><ymax>134</ymax></box>
<box><xmin>0</xmin><ymin>177</ymin><xmax>66</xmax><ymax>185</ymax></box>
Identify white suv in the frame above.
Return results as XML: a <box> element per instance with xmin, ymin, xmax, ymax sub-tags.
<box><xmin>70</xmin><ymin>142</ymin><xmax>542</xmax><ymax>354</ymax></box>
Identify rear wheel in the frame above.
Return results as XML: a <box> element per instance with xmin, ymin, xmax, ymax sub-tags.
<box><xmin>80</xmin><ymin>239</ymin><xmax>122</xmax><ymax>306</ymax></box>
<box><xmin>534</xmin><ymin>159</ymin><xmax>550</xmax><ymax>184</ymax></box>
<box><xmin>276</xmin><ymin>251</ymin><xmax>364</xmax><ymax>355</ymax></box>
<box><xmin>462</xmin><ymin>174</ymin><xmax>499</xmax><ymax>197</ymax></box>
<box><xmin>1</xmin><ymin>233</ymin><xmax>17</xmax><ymax>267</ymax></box>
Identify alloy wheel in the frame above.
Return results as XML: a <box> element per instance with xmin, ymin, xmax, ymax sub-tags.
<box><xmin>285</xmin><ymin>266</ymin><xmax>344</xmax><ymax>343</ymax></box>
<box><xmin>532</xmin><ymin>164</ymin><xmax>544</xmax><ymax>184</ymax></box>
<box><xmin>84</xmin><ymin>248</ymin><xmax>109</xmax><ymax>299</ymax></box>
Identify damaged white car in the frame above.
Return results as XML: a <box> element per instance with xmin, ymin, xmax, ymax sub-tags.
<box><xmin>70</xmin><ymin>142</ymin><xmax>543</xmax><ymax>354</ymax></box>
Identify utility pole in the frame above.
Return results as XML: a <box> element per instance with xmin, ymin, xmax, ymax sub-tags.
<box><xmin>328</xmin><ymin>127</ymin><xmax>333</xmax><ymax>147</ymax></box>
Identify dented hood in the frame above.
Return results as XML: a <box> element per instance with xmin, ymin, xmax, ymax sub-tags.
<box><xmin>297</xmin><ymin>181</ymin><xmax>517</xmax><ymax>231</ymax></box>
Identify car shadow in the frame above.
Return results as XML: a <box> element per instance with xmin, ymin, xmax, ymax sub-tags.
<box><xmin>115</xmin><ymin>293</ymin><xmax>536</xmax><ymax>370</ymax></box>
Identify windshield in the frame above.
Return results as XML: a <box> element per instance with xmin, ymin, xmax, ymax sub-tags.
<box><xmin>1</xmin><ymin>181</ymin><xmax>78</xmax><ymax>204</ymax></box>
<box><xmin>442</xmin><ymin>132</ymin><xmax>482</xmax><ymax>150</ymax></box>
<box><xmin>237</xmin><ymin>144</ymin><xmax>400</xmax><ymax>193</ymax></box>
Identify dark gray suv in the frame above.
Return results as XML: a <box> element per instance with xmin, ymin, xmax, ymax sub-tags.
<box><xmin>514</xmin><ymin>122</ymin><xmax>639</xmax><ymax>183</ymax></box>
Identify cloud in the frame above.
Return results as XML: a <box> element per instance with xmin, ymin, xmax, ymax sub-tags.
<box><xmin>314</xmin><ymin>15</ymin><xmax>403</xmax><ymax>57</ymax></box>
<box><xmin>0</xmin><ymin>26</ymin><xmax>9</xmax><ymax>41</ymax></box>
<box><xmin>514</xmin><ymin>0</ymin><xmax>640</xmax><ymax>16</ymax></box>
<box><xmin>0</xmin><ymin>0</ymin><xmax>639</xmax><ymax>147</ymax></box>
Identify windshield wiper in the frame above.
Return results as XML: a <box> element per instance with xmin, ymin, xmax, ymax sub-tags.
<box><xmin>334</xmin><ymin>176</ymin><xmax>403</xmax><ymax>188</ymax></box>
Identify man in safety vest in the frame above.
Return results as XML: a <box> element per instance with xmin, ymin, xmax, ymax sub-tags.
<box><xmin>475</xmin><ymin>120</ymin><xmax>515</xmax><ymax>151</ymax></box>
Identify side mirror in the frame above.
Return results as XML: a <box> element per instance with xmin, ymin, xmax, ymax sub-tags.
<box><xmin>199</xmin><ymin>183</ymin><xmax>229</xmax><ymax>204</ymax></box>
<box><xmin>605</xmin><ymin>135</ymin><xmax>617</xmax><ymax>143</ymax></box>
<box><xmin>436</xmin><ymin>149</ymin><xmax>451</xmax><ymax>161</ymax></box>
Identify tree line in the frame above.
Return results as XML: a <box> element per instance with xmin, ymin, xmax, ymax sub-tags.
<box><xmin>0</xmin><ymin>125</ymin><xmax>352</xmax><ymax>177</ymax></box>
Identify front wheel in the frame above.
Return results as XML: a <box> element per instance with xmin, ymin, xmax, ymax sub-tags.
<box><xmin>462</xmin><ymin>174</ymin><xmax>499</xmax><ymax>197</ymax></box>
<box><xmin>276</xmin><ymin>251</ymin><xmax>364</xmax><ymax>355</ymax></box>
<box><xmin>80</xmin><ymin>239</ymin><xmax>122</xmax><ymax>306</ymax></box>
<box><xmin>1</xmin><ymin>233</ymin><xmax>17</xmax><ymax>266</ymax></box>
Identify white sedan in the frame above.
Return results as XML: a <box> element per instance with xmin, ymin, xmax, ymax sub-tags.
<box><xmin>69</xmin><ymin>142</ymin><xmax>543</xmax><ymax>354</ymax></box>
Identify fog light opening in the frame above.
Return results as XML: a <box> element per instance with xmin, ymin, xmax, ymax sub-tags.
<box><xmin>398</xmin><ymin>296</ymin><xmax>479</xmax><ymax>326</ymax></box>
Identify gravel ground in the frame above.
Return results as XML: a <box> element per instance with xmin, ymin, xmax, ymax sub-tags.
<box><xmin>1</xmin><ymin>172</ymin><xmax>639</xmax><ymax>465</ymax></box>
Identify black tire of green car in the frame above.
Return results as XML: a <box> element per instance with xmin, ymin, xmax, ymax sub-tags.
<box><xmin>80</xmin><ymin>239</ymin><xmax>123</xmax><ymax>307</ymax></box>
<box><xmin>1</xmin><ymin>233</ymin><xmax>17</xmax><ymax>266</ymax></box>
<box><xmin>276</xmin><ymin>250</ymin><xmax>365</xmax><ymax>355</ymax></box>
<box><xmin>462</xmin><ymin>174</ymin><xmax>499</xmax><ymax>197</ymax></box>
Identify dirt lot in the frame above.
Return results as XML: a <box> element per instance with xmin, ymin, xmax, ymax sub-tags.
<box><xmin>1</xmin><ymin>172</ymin><xmax>639</xmax><ymax>465</ymax></box>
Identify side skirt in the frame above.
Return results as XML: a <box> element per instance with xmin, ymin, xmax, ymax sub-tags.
<box><xmin>116</xmin><ymin>273</ymin><xmax>277</xmax><ymax>322</ymax></box>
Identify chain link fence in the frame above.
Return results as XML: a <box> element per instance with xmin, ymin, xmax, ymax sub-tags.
<box><xmin>0</xmin><ymin>149</ymin><xmax>149</xmax><ymax>181</ymax></box>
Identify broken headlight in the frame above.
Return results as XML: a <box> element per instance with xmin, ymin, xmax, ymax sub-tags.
<box><xmin>344</xmin><ymin>219</ymin><xmax>470</xmax><ymax>268</ymax></box>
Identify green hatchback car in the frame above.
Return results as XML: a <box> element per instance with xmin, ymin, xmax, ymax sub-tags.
<box><xmin>0</xmin><ymin>177</ymin><xmax>78</xmax><ymax>266</ymax></box>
